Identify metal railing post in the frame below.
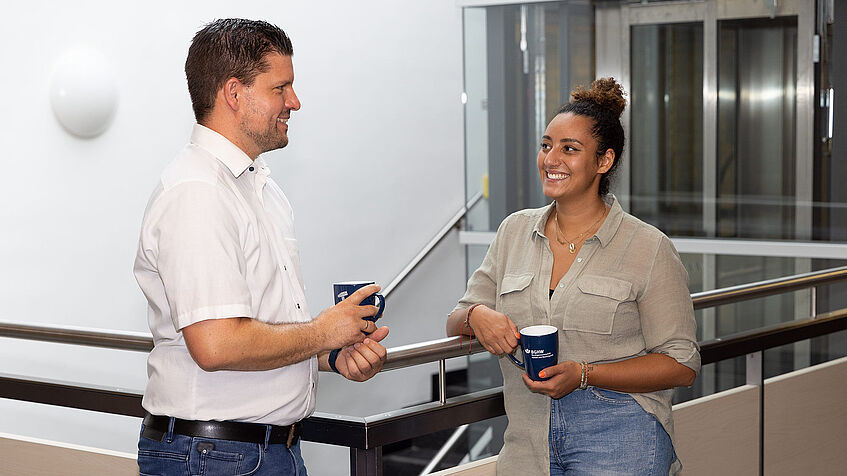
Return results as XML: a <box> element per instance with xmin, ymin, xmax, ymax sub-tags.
<box><xmin>811</xmin><ymin>286</ymin><xmax>817</xmax><ymax>318</ymax></box>
<box><xmin>439</xmin><ymin>359</ymin><xmax>447</xmax><ymax>404</ymax></box>
<box><xmin>746</xmin><ymin>351</ymin><xmax>764</xmax><ymax>476</ymax></box>
<box><xmin>350</xmin><ymin>447</ymin><xmax>382</xmax><ymax>476</ymax></box>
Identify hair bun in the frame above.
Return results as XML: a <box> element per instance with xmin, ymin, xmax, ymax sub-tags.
<box><xmin>570</xmin><ymin>77</ymin><xmax>627</xmax><ymax>118</ymax></box>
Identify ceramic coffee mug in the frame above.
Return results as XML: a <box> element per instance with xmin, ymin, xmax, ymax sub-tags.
<box><xmin>507</xmin><ymin>325</ymin><xmax>558</xmax><ymax>381</ymax></box>
<box><xmin>332</xmin><ymin>281</ymin><xmax>385</xmax><ymax>322</ymax></box>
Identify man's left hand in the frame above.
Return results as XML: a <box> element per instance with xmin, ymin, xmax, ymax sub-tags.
<box><xmin>336</xmin><ymin>326</ymin><xmax>389</xmax><ymax>382</ymax></box>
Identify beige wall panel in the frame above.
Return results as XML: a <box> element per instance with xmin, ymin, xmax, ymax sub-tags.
<box><xmin>0</xmin><ymin>434</ymin><xmax>137</xmax><ymax>476</ymax></box>
<box><xmin>763</xmin><ymin>356</ymin><xmax>847</xmax><ymax>475</ymax></box>
<box><xmin>672</xmin><ymin>384</ymin><xmax>760</xmax><ymax>475</ymax></box>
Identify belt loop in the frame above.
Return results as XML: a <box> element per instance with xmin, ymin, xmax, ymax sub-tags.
<box><xmin>263</xmin><ymin>425</ymin><xmax>272</xmax><ymax>451</ymax></box>
<box><xmin>166</xmin><ymin>417</ymin><xmax>176</xmax><ymax>443</ymax></box>
<box><xmin>286</xmin><ymin>424</ymin><xmax>296</xmax><ymax>448</ymax></box>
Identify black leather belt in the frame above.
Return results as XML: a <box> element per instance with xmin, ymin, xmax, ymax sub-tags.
<box><xmin>142</xmin><ymin>413</ymin><xmax>302</xmax><ymax>447</ymax></box>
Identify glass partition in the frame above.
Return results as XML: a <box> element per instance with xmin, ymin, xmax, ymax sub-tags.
<box><xmin>717</xmin><ymin>17</ymin><xmax>798</xmax><ymax>240</ymax></box>
<box><xmin>463</xmin><ymin>1</ymin><xmax>595</xmax><ymax>233</ymax></box>
<box><xmin>630</xmin><ymin>22</ymin><xmax>704</xmax><ymax>237</ymax></box>
<box><xmin>461</xmin><ymin>0</ymin><xmax>846</xmax><ymax>403</ymax></box>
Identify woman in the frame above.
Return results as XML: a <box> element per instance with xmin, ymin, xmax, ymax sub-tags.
<box><xmin>447</xmin><ymin>78</ymin><xmax>699</xmax><ymax>476</ymax></box>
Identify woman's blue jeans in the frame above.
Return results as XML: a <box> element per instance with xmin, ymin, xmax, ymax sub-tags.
<box><xmin>549</xmin><ymin>387</ymin><xmax>674</xmax><ymax>476</ymax></box>
<box><xmin>137</xmin><ymin>423</ymin><xmax>308</xmax><ymax>476</ymax></box>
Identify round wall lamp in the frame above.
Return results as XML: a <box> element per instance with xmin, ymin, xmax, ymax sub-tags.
<box><xmin>49</xmin><ymin>49</ymin><xmax>118</xmax><ymax>138</ymax></box>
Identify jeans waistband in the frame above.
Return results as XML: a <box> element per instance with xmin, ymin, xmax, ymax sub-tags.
<box><xmin>141</xmin><ymin>412</ymin><xmax>301</xmax><ymax>447</ymax></box>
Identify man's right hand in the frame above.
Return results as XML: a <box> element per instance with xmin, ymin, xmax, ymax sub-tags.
<box><xmin>467</xmin><ymin>305</ymin><xmax>519</xmax><ymax>356</ymax></box>
<box><xmin>336</xmin><ymin>325</ymin><xmax>389</xmax><ymax>382</ymax></box>
<box><xmin>313</xmin><ymin>283</ymin><xmax>383</xmax><ymax>350</ymax></box>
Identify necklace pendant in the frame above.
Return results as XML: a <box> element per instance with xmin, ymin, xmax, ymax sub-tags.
<box><xmin>569</xmin><ymin>243</ymin><xmax>576</xmax><ymax>254</ymax></box>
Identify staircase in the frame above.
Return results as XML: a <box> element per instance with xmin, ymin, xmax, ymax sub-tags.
<box><xmin>382</xmin><ymin>369</ymin><xmax>473</xmax><ymax>474</ymax></box>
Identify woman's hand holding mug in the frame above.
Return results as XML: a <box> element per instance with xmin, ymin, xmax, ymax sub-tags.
<box><xmin>467</xmin><ymin>305</ymin><xmax>519</xmax><ymax>355</ymax></box>
<box><xmin>522</xmin><ymin>360</ymin><xmax>582</xmax><ymax>399</ymax></box>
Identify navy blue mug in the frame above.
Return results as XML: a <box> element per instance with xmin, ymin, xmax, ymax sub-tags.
<box><xmin>333</xmin><ymin>281</ymin><xmax>386</xmax><ymax>322</ymax></box>
<box><xmin>507</xmin><ymin>325</ymin><xmax>559</xmax><ymax>381</ymax></box>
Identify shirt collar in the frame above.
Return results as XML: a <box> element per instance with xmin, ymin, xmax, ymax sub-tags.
<box><xmin>190</xmin><ymin>124</ymin><xmax>254</xmax><ymax>178</ymax></box>
<box><xmin>253</xmin><ymin>156</ymin><xmax>269</xmax><ymax>172</ymax></box>
<box><xmin>532</xmin><ymin>195</ymin><xmax>624</xmax><ymax>248</ymax></box>
<box><xmin>532</xmin><ymin>202</ymin><xmax>557</xmax><ymax>239</ymax></box>
<box><xmin>595</xmin><ymin>195</ymin><xmax>624</xmax><ymax>247</ymax></box>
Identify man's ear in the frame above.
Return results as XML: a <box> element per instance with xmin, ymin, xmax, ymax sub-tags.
<box><xmin>598</xmin><ymin>149</ymin><xmax>615</xmax><ymax>174</ymax></box>
<box><xmin>220</xmin><ymin>77</ymin><xmax>242</xmax><ymax>112</ymax></box>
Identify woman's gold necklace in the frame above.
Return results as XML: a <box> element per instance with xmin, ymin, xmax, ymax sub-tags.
<box><xmin>553</xmin><ymin>205</ymin><xmax>608</xmax><ymax>254</ymax></box>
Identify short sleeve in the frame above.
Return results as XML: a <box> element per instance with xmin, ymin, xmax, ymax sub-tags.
<box><xmin>145</xmin><ymin>182</ymin><xmax>252</xmax><ymax>331</ymax></box>
<box><xmin>638</xmin><ymin>235</ymin><xmax>701</xmax><ymax>375</ymax></box>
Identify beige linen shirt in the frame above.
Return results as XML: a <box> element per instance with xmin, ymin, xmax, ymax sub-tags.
<box><xmin>454</xmin><ymin>196</ymin><xmax>699</xmax><ymax>476</ymax></box>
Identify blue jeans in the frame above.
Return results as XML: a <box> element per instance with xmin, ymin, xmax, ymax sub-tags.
<box><xmin>549</xmin><ymin>388</ymin><xmax>674</xmax><ymax>476</ymax></box>
<box><xmin>137</xmin><ymin>424</ymin><xmax>308</xmax><ymax>476</ymax></box>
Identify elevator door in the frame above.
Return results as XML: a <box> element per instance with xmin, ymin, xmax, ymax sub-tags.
<box><xmin>596</xmin><ymin>0</ymin><xmax>816</xmax><ymax>398</ymax></box>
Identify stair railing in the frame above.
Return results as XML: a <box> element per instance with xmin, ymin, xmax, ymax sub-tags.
<box><xmin>3</xmin><ymin>266</ymin><xmax>847</xmax><ymax>475</ymax></box>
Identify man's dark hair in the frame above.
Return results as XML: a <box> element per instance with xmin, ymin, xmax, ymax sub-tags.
<box><xmin>185</xmin><ymin>19</ymin><xmax>293</xmax><ymax>123</ymax></box>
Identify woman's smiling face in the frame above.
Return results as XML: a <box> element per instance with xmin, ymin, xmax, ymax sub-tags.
<box><xmin>537</xmin><ymin>112</ymin><xmax>614</xmax><ymax>201</ymax></box>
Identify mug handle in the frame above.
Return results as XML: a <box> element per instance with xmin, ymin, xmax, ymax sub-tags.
<box><xmin>507</xmin><ymin>346</ymin><xmax>525</xmax><ymax>369</ymax></box>
<box><xmin>371</xmin><ymin>293</ymin><xmax>385</xmax><ymax>321</ymax></box>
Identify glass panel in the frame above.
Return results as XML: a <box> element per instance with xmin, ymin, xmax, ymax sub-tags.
<box><xmin>463</xmin><ymin>1</ymin><xmax>595</xmax><ymax>233</ymax></box>
<box><xmin>464</xmin><ymin>7</ymin><xmax>491</xmax><ymax>233</ymax></box>
<box><xmin>672</xmin><ymin>254</ymin><xmax>847</xmax><ymax>403</ymax></box>
<box><xmin>674</xmin><ymin>357</ymin><xmax>746</xmax><ymax>404</ymax></box>
<box><xmin>717</xmin><ymin>17</ymin><xmax>798</xmax><ymax>239</ymax></box>
<box><xmin>630</xmin><ymin>23</ymin><xmax>704</xmax><ymax>236</ymax></box>
<box><xmin>714</xmin><ymin>255</ymin><xmax>797</xmax><ymax>333</ymax></box>
<box><xmin>463</xmin><ymin>1</ymin><xmax>847</xmax><ymax>406</ymax></box>
<box><xmin>465</xmin><ymin>244</ymin><xmax>488</xmax><ymax>286</ymax></box>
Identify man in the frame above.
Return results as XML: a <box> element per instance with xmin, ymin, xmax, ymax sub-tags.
<box><xmin>133</xmin><ymin>19</ymin><xmax>389</xmax><ymax>475</ymax></box>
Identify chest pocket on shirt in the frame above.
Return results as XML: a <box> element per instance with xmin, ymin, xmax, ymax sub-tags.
<box><xmin>498</xmin><ymin>273</ymin><xmax>534</xmax><ymax>326</ymax></box>
<box><xmin>565</xmin><ymin>275</ymin><xmax>632</xmax><ymax>334</ymax></box>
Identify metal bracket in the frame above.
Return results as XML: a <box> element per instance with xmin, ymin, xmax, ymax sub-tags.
<box><xmin>746</xmin><ymin>351</ymin><xmax>763</xmax><ymax>386</ymax></box>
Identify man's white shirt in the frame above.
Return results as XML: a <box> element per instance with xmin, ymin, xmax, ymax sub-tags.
<box><xmin>134</xmin><ymin>124</ymin><xmax>316</xmax><ymax>425</ymax></box>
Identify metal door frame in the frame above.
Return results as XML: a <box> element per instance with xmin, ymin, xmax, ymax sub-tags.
<box><xmin>596</xmin><ymin>0</ymin><xmax>817</xmax><ymax>384</ymax></box>
<box><xmin>597</xmin><ymin>0</ymin><xmax>814</xmax><ymax>227</ymax></box>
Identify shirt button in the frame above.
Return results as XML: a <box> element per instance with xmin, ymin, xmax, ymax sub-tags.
<box><xmin>249</xmin><ymin>166</ymin><xmax>255</xmax><ymax>171</ymax></box>
<box><xmin>559</xmin><ymin>283</ymin><xmax>564</xmax><ymax>288</ymax></box>
<box><xmin>577</xmin><ymin>258</ymin><xmax>583</xmax><ymax>263</ymax></box>
<box><xmin>296</xmin><ymin>303</ymin><xmax>301</xmax><ymax>309</ymax></box>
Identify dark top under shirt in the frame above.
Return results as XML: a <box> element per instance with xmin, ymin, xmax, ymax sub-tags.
<box><xmin>549</xmin><ymin>289</ymin><xmax>554</xmax><ymax>299</ymax></box>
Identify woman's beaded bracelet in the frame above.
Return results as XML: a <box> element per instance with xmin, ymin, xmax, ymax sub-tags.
<box><xmin>578</xmin><ymin>361</ymin><xmax>589</xmax><ymax>390</ymax></box>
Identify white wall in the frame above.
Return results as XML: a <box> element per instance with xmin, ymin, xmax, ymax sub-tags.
<box><xmin>0</xmin><ymin>1</ymin><xmax>467</xmax><ymax>474</ymax></box>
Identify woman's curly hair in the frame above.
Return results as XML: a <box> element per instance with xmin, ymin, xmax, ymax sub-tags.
<box><xmin>556</xmin><ymin>77</ymin><xmax>627</xmax><ymax>197</ymax></box>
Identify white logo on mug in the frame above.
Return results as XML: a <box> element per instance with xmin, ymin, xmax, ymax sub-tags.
<box><xmin>524</xmin><ymin>348</ymin><xmax>531</xmax><ymax>354</ymax></box>
<box><xmin>337</xmin><ymin>291</ymin><xmax>349</xmax><ymax>300</ymax></box>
